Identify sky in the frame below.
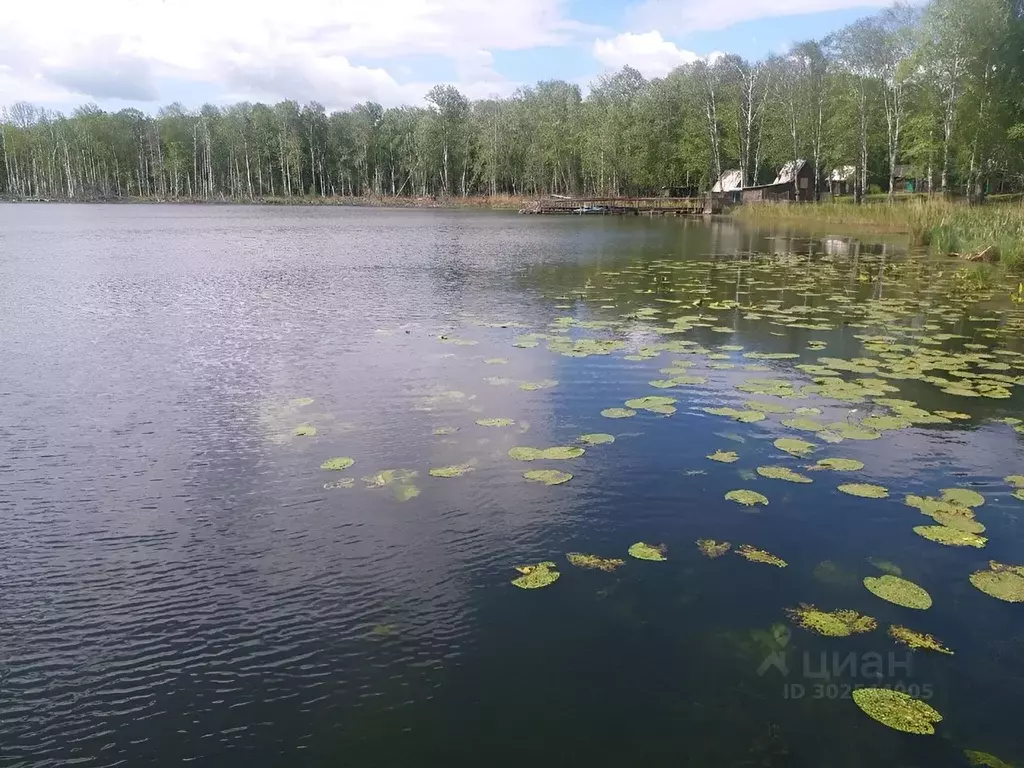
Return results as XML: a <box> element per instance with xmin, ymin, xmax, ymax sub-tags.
<box><xmin>0</xmin><ymin>0</ymin><xmax>911</xmax><ymax>114</ymax></box>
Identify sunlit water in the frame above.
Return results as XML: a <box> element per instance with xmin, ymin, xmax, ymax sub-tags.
<box><xmin>1</xmin><ymin>204</ymin><xmax>1023</xmax><ymax>767</ymax></box>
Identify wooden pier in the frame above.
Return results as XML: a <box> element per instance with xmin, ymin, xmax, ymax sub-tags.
<box><xmin>519</xmin><ymin>195</ymin><xmax>716</xmax><ymax>216</ymax></box>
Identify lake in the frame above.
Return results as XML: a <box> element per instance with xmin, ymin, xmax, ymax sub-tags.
<box><xmin>1</xmin><ymin>204</ymin><xmax>1022</xmax><ymax>767</ymax></box>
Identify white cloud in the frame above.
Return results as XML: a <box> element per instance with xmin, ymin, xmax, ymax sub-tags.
<box><xmin>629</xmin><ymin>0</ymin><xmax>906</xmax><ymax>35</ymax></box>
<box><xmin>0</xmin><ymin>0</ymin><xmax>582</xmax><ymax>109</ymax></box>
<box><xmin>592</xmin><ymin>31</ymin><xmax>701</xmax><ymax>78</ymax></box>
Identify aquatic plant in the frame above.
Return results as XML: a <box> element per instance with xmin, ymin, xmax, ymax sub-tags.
<box><xmin>628</xmin><ymin>542</ymin><xmax>667</xmax><ymax>561</ymax></box>
<box><xmin>476</xmin><ymin>418</ymin><xmax>515</xmax><ymax>427</ymax></box>
<box><xmin>511</xmin><ymin>561</ymin><xmax>560</xmax><ymax>589</ymax></box>
<box><xmin>703</xmin><ymin>407</ymin><xmax>766</xmax><ymax>423</ymax></box>
<box><xmin>913</xmin><ymin>525</ymin><xmax>987</xmax><ymax>548</ymax></box>
<box><xmin>785</xmin><ymin>604</ymin><xmax>877</xmax><ymax>636</ymax></box>
<box><xmin>838</xmin><ymin>483</ymin><xmax>889</xmax><ymax>499</ymax></box>
<box><xmin>757</xmin><ymin>466</ymin><xmax>813</xmax><ymax>483</ymax></box>
<box><xmin>736</xmin><ymin>544</ymin><xmax>787</xmax><ymax>567</ymax></box>
<box><xmin>940</xmin><ymin>488</ymin><xmax>985</xmax><ymax>507</ymax></box>
<box><xmin>429</xmin><ymin>462</ymin><xmax>475</xmax><ymax>478</ymax></box>
<box><xmin>524</xmin><ymin>469</ymin><xmax>573</xmax><ymax>485</ymax></box>
<box><xmin>963</xmin><ymin>751</ymin><xmax>1014</xmax><ymax>768</ymax></box>
<box><xmin>775</xmin><ymin>438</ymin><xmax>816</xmax><ymax>457</ymax></box>
<box><xmin>578</xmin><ymin>433</ymin><xmax>614</xmax><ymax>445</ymax></box>
<box><xmin>601</xmin><ymin>408</ymin><xmax>636</xmax><ymax>419</ymax></box>
<box><xmin>321</xmin><ymin>457</ymin><xmax>355</xmax><ymax>471</ymax></box>
<box><xmin>294</xmin><ymin>423</ymin><xmax>317</xmax><ymax>437</ymax></box>
<box><xmin>969</xmin><ymin>561</ymin><xmax>1024</xmax><ymax>602</ymax></box>
<box><xmin>696</xmin><ymin>539</ymin><xmax>731</xmax><ymax>558</ymax></box>
<box><xmin>851</xmin><ymin>687</ymin><xmax>942</xmax><ymax>735</ymax></box>
<box><xmin>707</xmin><ymin>450</ymin><xmax>739</xmax><ymax>463</ymax></box>
<box><xmin>863</xmin><ymin>575</ymin><xmax>932</xmax><ymax>609</ymax></box>
<box><xmin>814</xmin><ymin>458</ymin><xmax>865</xmax><ymax>471</ymax></box>
<box><xmin>566</xmin><ymin>552</ymin><xmax>625</xmax><ymax>571</ymax></box>
<box><xmin>888</xmin><ymin>625</ymin><xmax>953</xmax><ymax>654</ymax></box>
<box><xmin>726</xmin><ymin>489</ymin><xmax>770</xmax><ymax>506</ymax></box>
<box><xmin>519</xmin><ymin>379</ymin><xmax>558</xmax><ymax>391</ymax></box>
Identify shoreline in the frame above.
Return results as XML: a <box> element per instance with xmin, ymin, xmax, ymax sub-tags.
<box><xmin>0</xmin><ymin>194</ymin><xmax>533</xmax><ymax>211</ymax></box>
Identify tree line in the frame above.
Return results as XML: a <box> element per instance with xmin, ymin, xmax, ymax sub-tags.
<box><xmin>1</xmin><ymin>0</ymin><xmax>1021</xmax><ymax>203</ymax></box>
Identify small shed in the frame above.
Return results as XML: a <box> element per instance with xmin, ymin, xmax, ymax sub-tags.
<box><xmin>743</xmin><ymin>159</ymin><xmax>815</xmax><ymax>202</ymax></box>
<box><xmin>712</xmin><ymin>169</ymin><xmax>743</xmax><ymax>203</ymax></box>
<box><xmin>829</xmin><ymin>166</ymin><xmax>856</xmax><ymax>197</ymax></box>
<box><xmin>893</xmin><ymin>164</ymin><xmax>928</xmax><ymax>193</ymax></box>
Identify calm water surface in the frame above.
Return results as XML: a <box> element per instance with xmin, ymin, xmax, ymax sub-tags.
<box><xmin>2</xmin><ymin>204</ymin><xmax>1023</xmax><ymax>767</ymax></box>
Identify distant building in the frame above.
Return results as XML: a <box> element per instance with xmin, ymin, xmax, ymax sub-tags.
<box><xmin>893</xmin><ymin>164</ymin><xmax>929</xmax><ymax>193</ymax></box>
<box><xmin>829</xmin><ymin>166</ymin><xmax>856</xmax><ymax>197</ymax></box>
<box><xmin>741</xmin><ymin>159</ymin><xmax>815</xmax><ymax>203</ymax></box>
<box><xmin>712</xmin><ymin>169</ymin><xmax>743</xmax><ymax>203</ymax></box>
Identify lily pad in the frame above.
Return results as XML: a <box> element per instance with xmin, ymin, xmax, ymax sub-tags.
<box><xmin>785</xmin><ymin>604</ymin><xmax>877</xmax><ymax>636</ymax></box>
<box><xmin>970</xmin><ymin>561</ymin><xmax>1024</xmax><ymax>602</ymax></box>
<box><xmin>566</xmin><ymin>552</ymin><xmax>625</xmax><ymax>571</ymax></box>
<box><xmin>851</xmin><ymin>688</ymin><xmax>942</xmax><ymax>735</ymax></box>
<box><xmin>838</xmin><ymin>483</ymin><xmax>889</xmax><ymax>499</ymax></box>
<box><xmin>757</xmin><ymin>466</ymin><xmax>813</xmax><ymax>483</ymax></box>
<box><xmin>601</xmin><ymin>408</ymin><xmax>637</xmax><ymax>419</ymax></box>
<box><xmin>782</xmin><ymin>417</ymin><xmax>826</xmax><ymax>432</ymax></box>
<box><xmin>628</xmin><ymin>542</ymin><xmax>667</xmax><ymax>561</ymax></box>
<box><xmin>429</xmin><ymin>462</ymin><xmax>475</xmax><ymax>478</ymax></box>
<box><xmin>726</xmin><ymin>489</ymin><xmax>769</xmax><ymax>506</ymax></box>
<box><xmin>524</xmin><ymin>469</ymin><xmax>573</xmax><ymax>486</ymax></box>
<box><xmin>863</xmin><ymin>575</ymin><xmax>932</xmax><ymax>609</ymax></box>
<box><xmin>324</xmin><ymin>478</ymin><xmax>355</xmax><ymax>490</ymax></box>
<box><xmin>511</xmin><ymin>561</ymin><xmax>560</xmax><ymax>589</ymax></box>
<box><xmin>736</xmin><ymin>544</ymin><xmax>787</xmax><ymax>567</ymax></box>
<box><xmin>540</xmin><ymin>446</ymin><xmax>585</xmax><ymax>459</ymax></box>
<box><xmin>294</xmin><ymin>423</ymin><xmax>317</xmax><ymax>437</ymax></box>
<box><xmin>321</xmin><ymin>457</ymin><xmax>355</xmax><ymax>471</ymax></box>
<box><xmin>476</xmin><ymin>417</ymin><xmax>515</xmax><ymax>427</ymax></box>
<box><xmin>484</xmin><ymin>358</ymin><xmax>509</xmax><ymax>364</ymax></box>
<box><xmin>1004</xmin><ymin>475</ymin><xmax>1024</xmax><ymax>488</ymax></box>
<box><xmin>913</xmin><ymin>525</ymin><xmax>987</xmax><ymax>548</ymax></box>
<box><xmin>707</xmin><ymin>450</ymin><xmax>739</xmax><ymax>463</ymax></box>
<box><xmin>704</xmin><ymin>407</ymin><xmax>766</xmax><ymax>423</ymax></box>
<box><xmin>888</xmin><ymin>625</ymin><xmax>953</xmax><ymax>654</ymax></box>
<box><xmin>696</xmin><ymin>539</ymin><xmax>731</xmax><ymax>558</ymax></box>
<box><xmin>578</xmin><ymin>433</ymin><xmax>614</xmax><ymax>445</ymax></box>
<box><xmin>940</xmin><ymin>488</ymin><xmax>985</xmax><ymax>507</ymax></box>
<box><xmin>963</xmin><ymin>750</ymin><xmax>1014</xmax><ymax>768</ymax></box>
<box><xmin>815</xmin><ymin>458</ymin><xmax>864</xmax><ymax>471</ymax></box>
<box><xmin>626</xmin><ymin>396</ymin><xmax>678</xmax><ymax>414</ymax></box>
<box><xmin>289</xmin><ymin>397</ymin><xmax>315</xmax><ymax>407</ymax></box>
<box><xmin>519</xmin><ymin>379</ymin><xmax>558</xmax><ymax>391</ymax></box>
<box><xmin>775</xmin><ymin>437</ymin><xmax>816</xmax><ymax>457</ymax></box>
<box><xmin>509</xmin><ymin>447</ymin><xmax>543</xmax><ymax>461</ymax></box>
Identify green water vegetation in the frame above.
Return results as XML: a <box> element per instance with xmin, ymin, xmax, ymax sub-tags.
<box><xmin>696</xmin><ymin>539</ymin><xmax>732</xmax><ymax>558</ymax></box>
<box><xmin>320</xmin><ymin>457</ymin><xmax>355</xmax><ymax>471</ymax></box>
<box><xmin>511</xmin><ymin>561</ymin><xmax>560</xmax><ymax>589</ymax></box>
<box><xmin>628</xmin><ymin>542</ymin><xmax>667</xmax><ymax>561</ymax></box>
<box><xmin>851</xmin><ymin>688</ymin><xmax>943</xmax><ymax>735</ymax></box>
<box><xmin>726</xmin><ymin>489</ymin><xmax>770</xmax><ymax>507</ymax></box>
<box><xmin>509</xmin><ymin>446</ymin><xmax>586</xmax><ymax>461</ymax></box>
<box><xmin>707</xmin><ymin>449</ymin><xmax>740</xmax><ymax>463</ymax></box>
<box><xmin>566</xmin><ymin>552</ymin><xmax>626</xmax><ymax>571</ymax></box>
<box><xmin>362</xmin><ymin>469</ymin><xmax>420</xmax><ymax>502</ymax></box>
<box><xmin>601</xmin><ymin>408</ymin><xmax>636</xmax><ymax>419</ymax></box>
<box><xmin>838</xmin><ymin>483</ymin><xmax>890</xmax><ymax>498</ymax></box>
<box><xmin>964</xmin><ymin>750</ymin><xmax>1016</xmax><ymax>768</ymax></box>
<box><xmin>736</xmin><ymin>545</ymin><xmax>787</xmax><ymax>568</ymax></box>
<box><xmin>476</xmin><ymin>417</ymin><xmax>515</xmax><ymax>427</ymax></box>
<box><xmin>293</xmin><ymin>423</ymin><xmax>317</xmax><ymax>437</ymax></box>
<box><xmin>913</xmin><ymin>525</ymin><xmax>988</xmax><ymax>548</ymax></box>
<box><xmin>523</xmin><ymin>469</ymin><xmax>573</xmax><ymax>486</ymax></box>
<box><xmin>429</xmin><ymin>461</ymin><xmax>476</xmax><ymax>478</ymax></box>
<box><xmin>969</xmin><ymin>561</ymin><xmax>1024</xmax><ymax>602</ymax></box>
<box><xmin>889</xmin><ymin>625</ymin><xmax>954</xmax><ymax>654</ymax></box>
<box><xmin>577</xmin><ymin>433</ymin><xmax>614</xmax><ymax>445</ymax></box>
<box><xmin>813</xmin><ymin>457</ymin><xmax>865</xmax><ymax>471</ymax></box>
<box><xmin>864</xmin><ymin>575</ymin><xmax>933</xmax><ymax>609</ymax></box>
<box><xmin>785</xmin><ymin>604</ymin><xmax>878</xmax><ymax>636</ymax></box>
<box><xmin>775</xmin><ymin>438</ymin><xmax>816</xmax><ymax>457</ymax></box>
<box><xmin>757</xmin><ymin>466</ymin><xmax>813</xmax><ymax>483</ymax></box>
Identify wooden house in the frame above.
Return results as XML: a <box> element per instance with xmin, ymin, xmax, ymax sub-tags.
<box><xmin>741</xmin><ymin>159</ymin><xmax>816</xmax><ymax>202</ymax></box>
<box><xmin>711</xmin><ymin>169</ymin><xmax>743</xmax><ymax>203</ymax></box>
<box><xmin>829</xmin><ymin>166</ymin><xmax>856</xmax><ymax>197</ymax></box>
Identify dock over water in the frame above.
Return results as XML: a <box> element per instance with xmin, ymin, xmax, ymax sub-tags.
<box><xmin>519</xmin><ymin>196</ymin><xmax>717</xmax><ymax>216</ymax></box>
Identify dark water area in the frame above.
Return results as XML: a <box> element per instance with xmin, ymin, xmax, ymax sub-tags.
<box><xmin>2</xmin><ymin>204</ymin><xmax>1023</xmax><ymax>767</ymax></box>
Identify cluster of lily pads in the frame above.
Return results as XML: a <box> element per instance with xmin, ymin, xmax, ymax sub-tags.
<box><xmin>297</xmin><ymin>252</ymin><xmax>1024</xmax><ymax>759</ymax></box>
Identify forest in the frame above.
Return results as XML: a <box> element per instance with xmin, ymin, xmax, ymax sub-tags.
<box><xmin>1</xmin><ymin>0</ymin><xmax>1022</xmax><ymax>203</ymax></box>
